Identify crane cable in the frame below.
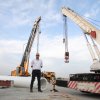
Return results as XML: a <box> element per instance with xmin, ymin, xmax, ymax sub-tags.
<box><xmin>63</xmin><ymin>15</ymin><xmax>68</xmax><ymax>52</ymax></box>
<box><xmin>63</xmin><ymin>15</ymin><xmax>69</xmax><ymax>63</ymax></box>
<box><xmin>37</xmin><ymin>24</ymin><xmax>41</xmax><ymax>54</ymax></box>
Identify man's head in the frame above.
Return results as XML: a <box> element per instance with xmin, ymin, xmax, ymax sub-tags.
<box><xmin>36</xmin><ymin>53</ymin><xmax>40</xmax><ymax>60</ymax></box>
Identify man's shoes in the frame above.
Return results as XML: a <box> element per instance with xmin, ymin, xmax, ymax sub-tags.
<box><xmin>30</xmin><ymin>90</ymin><xmax>33</xmax><ymax>93</ymax></box>
<box><xmin>50</xmin><ymin>89</ymin><xmax>58</xmax><ymax>92</ymax></box>
<box><xmin>53</xmin><ymin>89</ymin><xmax>58</xmax><ymax>92</ymax></box>
<box><xmin>38</xmin><ymin>90</ymin><xmax>43</xmax><ymax>92</ymax></box>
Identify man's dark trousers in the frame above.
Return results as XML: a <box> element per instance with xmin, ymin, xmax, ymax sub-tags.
<box><xmin>30</xmin><ymin>70</ymin><xmax>41</xmax><ymax>91</ymax></box>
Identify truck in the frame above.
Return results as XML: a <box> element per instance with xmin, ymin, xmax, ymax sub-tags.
<box><xmin>61</xmin><ymin>7</ymin><xmax>100</xmax><ymax>94</ymax></box>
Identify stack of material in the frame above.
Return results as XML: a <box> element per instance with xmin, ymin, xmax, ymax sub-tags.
<box><xmin>0</xmin><ymin>80</ymin><xmax>14</xmax><ymax>88</ymax></box>
<box><xmin>0</xmin><ymin>75</ymin><xmax>47</xmax><ymax>90</ymax></box>
<box><xmin>56</xmin><ymin>79</ymin><xmax>68</xmax><ymax>87</ymax></box>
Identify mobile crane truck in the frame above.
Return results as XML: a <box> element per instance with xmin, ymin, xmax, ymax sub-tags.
<box><xmin>11</xmin><ymin>17</ymin><xmax>41</xmax><ymax>76</ymax></box>
<box><xmin>11</xmin><ymin>16</ymin><xmax>56</xmax><ymax>82</ymax></box>
<box><xmin>61</xmin><ymin>7</ymin><xmax>100</xmax><ymax>94</ymax></box>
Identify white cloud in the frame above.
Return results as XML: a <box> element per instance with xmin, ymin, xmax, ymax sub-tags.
<box><xmin>84</xmin><ymin>1</ymin><xmax>100</xmax><ymax>18</ymax></box>
<box><xmin>0</xmin><ymin>33</ymin><xmax>93</xmax><ymax>77</ymax></box>
<box><xmin>37</xmin><ymin>34</ymin><xmax>92</xmax><ymax>61</ymax></box>
<box><xmin>0</xmin><ymin>0</ymin><xmax>62</xmax><ymax>28</ymax></box>
<box><xmin>0</xmin><ymin>0</ymin><xmax>98</xmax><ymax>77</ymax></box>
<box><xmin>0</xmin><ymin>40</ymin><xmax>25</xmax><ymax>54</ymax></box>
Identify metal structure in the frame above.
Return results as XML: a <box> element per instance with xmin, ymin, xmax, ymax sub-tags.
<box><xmin>63</xmin><ymin>15</ymin><xmax>69</xmax><ymax>63</ymax></box>
<box><xmin>11</xmin><ymin>16</ymin><xmax>41</xmax><ymax>76</ymax></box>
<box><xmin>41</xmin><ymin>71</ymin><xmax>55</xmax><ymax>82</ymax></box>
<box><xmin>61</xmin><ymin>7</ymin><xmax>100</xmax><ymax>94</ymax></box>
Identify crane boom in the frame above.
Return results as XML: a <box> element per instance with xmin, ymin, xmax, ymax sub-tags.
<box><xmin>11</xmin><ymin>16</ymin><xmax>41</xmax><ymax>76</ymax></box>
<box><xmin>61</xmin><ymin>7</ymin><xmax>100</xmax><ymax>45</ymax></box>
<box><xmin>20</xmin><ymin>16</ymin><xmax>41</xmax><ymax>67</ymax></box>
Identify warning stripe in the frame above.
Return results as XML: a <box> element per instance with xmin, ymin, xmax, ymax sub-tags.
<box><xmin>68</xmin><ymin>81</ymin><xmax>74</xmax><ymax>88</ymax></box>
<box><xmin>95</xmin><ymin>85</ymin><xmax>100</xmax><ymax>93</ymax></box>
<box><xmin>87</xmin><ymin>82</ymin><xmax>90</xmax><ymax>92</ymax></box>
<box><xmin>68</xmin><ymin>81</ymin><xmax>77</xmax><ymax>89</ymax></box>
<box><xmin>71</xmin><ymin>81</ymin><xmax>76</xmax><ymax>89</ymax></box>
<box><xmin>68</xmin><ymin>81</ymin><xmax>100</xmax><ymax>94</ymax></box>
<box><xmin>94</xmin><ymin>82</ymin><xmax>100</xmax><ymax>93</ymax></box>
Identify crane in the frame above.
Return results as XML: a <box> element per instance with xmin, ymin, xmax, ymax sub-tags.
<box><xmin>63</xmin><ymin>15</ymin><xmax>69</xmax><ymax>63</ymax></box>
<box><xmin>62</xmin><ymin>7</ymin><xmax>100</xmax><ymax>73</ymax></box>
<box><xmin>11</xmin><ymin>16</ymin><xmax>41</xmax><ymax>76</ymax></box>
<box><xmin>61</xmin><ymin>7</ymin><xmax>100</xmax><ymax>94</ymax></box>
<box><xmin>62</xmin><ymin>7</ymin><xmax>100</xmax><ymax>43</ymax></box>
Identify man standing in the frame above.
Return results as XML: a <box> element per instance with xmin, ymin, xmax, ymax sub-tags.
<box><xmin>30</xmin><ymin>53</ymin><xmax>43</xmax><ymax>92</ymax></box>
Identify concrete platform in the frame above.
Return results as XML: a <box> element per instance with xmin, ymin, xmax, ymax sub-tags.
<box><xmin>0</xmin><ymin>84</ymin><xmax>79</xmax><ymax>100</ymax></box>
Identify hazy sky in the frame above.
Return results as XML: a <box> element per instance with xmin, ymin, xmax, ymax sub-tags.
<box><xmin>0</xmin><ymin>0</ymin><xmax>100</xmax><ymax>77</ymax></box>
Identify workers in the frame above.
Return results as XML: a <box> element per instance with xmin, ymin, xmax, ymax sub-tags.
<box><xmin>30</xmin><ymin>53</ymin><xmax>43</xmax><ymax>92</ymax></box>
<box><xmin>50</xmin><ymin>76</ymin><xmax>58</xmax><ymax>92</ymax></box>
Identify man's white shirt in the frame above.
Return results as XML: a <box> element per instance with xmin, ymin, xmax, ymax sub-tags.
<box><xmin>31</xmin><ymin>59</ymin><xmax>43</xmax><ymax>70</ymax></box>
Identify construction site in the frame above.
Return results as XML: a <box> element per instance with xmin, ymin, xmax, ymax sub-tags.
<box><xmin>0</xmin><ymin>1</ymin><xmax>100</xmax><ymax>100</ymax></box>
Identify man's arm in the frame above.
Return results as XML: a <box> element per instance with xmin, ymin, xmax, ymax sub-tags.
<box><xmin>41</xmin><ymin>60</ymin><xmax>43</xmax><ymax>68</ymax></box>
<box><xmin>31</xmin><ymin>60</ymin><xmax>34</xmax><ymax>68</ymax></box>
<box><xmin>31</xmin><ymin>66</ymin><xmax>33</xmax><ymax>68</ymax></box>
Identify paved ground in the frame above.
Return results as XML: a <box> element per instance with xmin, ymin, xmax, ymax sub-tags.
<box><xmin>0</xmin><ymin>84</ymin><xmax>100</xmax><ymax>100</ymax></box>
<box><xmin>57</xmin><ymin>86</ymin><xmax>100</xmax><ymax>100</ymax></box>
<box><xmin>0</xmin><ymin>84</ymin><xmax>78</xmax><ymax>100</ymax></box>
